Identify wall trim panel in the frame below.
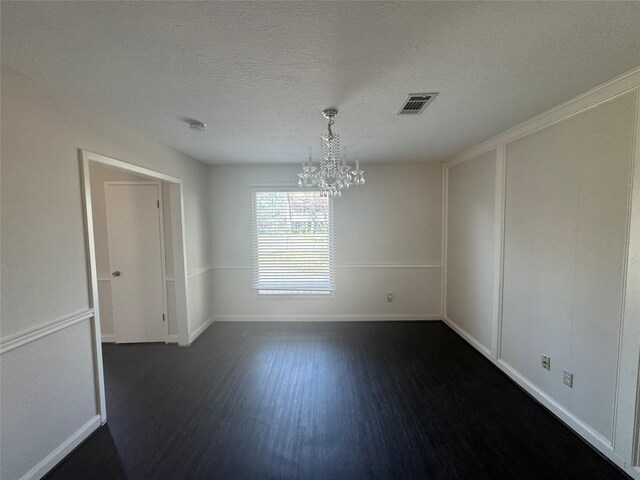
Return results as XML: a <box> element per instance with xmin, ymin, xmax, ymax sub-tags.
<box><xmin>443</xmin><ymin>67</ymin><xmax>640</xmax><ymax>479</ymax></box>
<box><xmin>491</xmin><ymin>144</ymin><xmax>507</xmax><ymax>360</ymax></box>
<box><xmin>0</xmin><ymin>308</ymin><xmax>94</xmax><ymax>354</ymax></box>
<box><xmin>612</xmin><ymin>85</ymin><xmax>640</xmax><ymax>472</ymax></box>
<box><xmin>440</xmin><ymin>164</ymin><xmax>448</xmax><ymax>324</ymax></box>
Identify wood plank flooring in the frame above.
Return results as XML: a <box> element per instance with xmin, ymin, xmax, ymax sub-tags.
<box><xmin>47</xmin><ymin>321</ymin><xmax>629</xmax><ymax>479</ymax></box>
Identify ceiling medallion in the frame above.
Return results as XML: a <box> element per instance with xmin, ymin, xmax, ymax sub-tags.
<box><xmin>298</xmin><ymin>109</ymin><xmax>364</xmax><ymax>198</ymax></box>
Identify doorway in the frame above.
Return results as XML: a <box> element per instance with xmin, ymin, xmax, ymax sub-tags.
<box><xmin>80</xmin><ymin>149</ymin><xmax>190</xmax><ymax>423</ymax></box>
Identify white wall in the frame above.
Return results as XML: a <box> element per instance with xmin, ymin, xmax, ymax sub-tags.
<box><xmin>4</xmin><ymin>55</ymin><xmax>637</xmax><ymax>480</ymax></box>
<box><xmin>89</xmin><ymin>163</ymin><xmax>179</xmax><ymax>341</ymax></box>
<box><xmin>0</xmin><ymin>67</ymin><xmax>213</xmax><ymax>479</ymax></box>
<box><xmin>209</xmin><ymin>163</ymin><xmax>443</xmax><ymax>320</ymax></box>
<box><xmin>443</xmin><ymin>68</ymin><xmax>640</xmax><ymax>478</ymax></box>
<box><xmin>0</xmin><ymin>321</ymin><xmax>99</xmax><ymax>480</ymax></box>
<box><xmin>445</xmin><ymin>150</ymin><xmax>496</xmax><ymax>352</ymax></box>
<box><xmin>502</xmin><ymin>92</ymin><xmax>634</xmax><ymax>442</ymax></box>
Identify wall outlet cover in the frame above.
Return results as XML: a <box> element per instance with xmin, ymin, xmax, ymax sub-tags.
<box><xmin>563</xmin><ymin>371</ymin><xmax>574</xmax><ymax>387</ymax></box>
<box><xmin>541</xmin><ymin>355</ymin><xmax>551</xmax><ymax>371</ymax></box>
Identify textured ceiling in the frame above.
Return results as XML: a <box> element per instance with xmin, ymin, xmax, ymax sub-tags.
<box><xmin>2</xmin><ymin>2</ymin><xmax>640</xmax><ymax>165</ymax></box>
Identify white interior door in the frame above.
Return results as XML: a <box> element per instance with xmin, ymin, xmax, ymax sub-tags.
<box><xmin>105</xmin><ymin>182</ymin><xmax>166</xmax><ymax>343</ymax></box>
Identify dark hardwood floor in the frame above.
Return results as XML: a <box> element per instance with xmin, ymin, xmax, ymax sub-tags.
<box><xmin>47</xmin><ymin>321</ymin><xmax>628</xmax><ymax>480</ymax></box>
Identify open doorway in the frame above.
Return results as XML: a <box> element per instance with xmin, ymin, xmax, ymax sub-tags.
<box><xmin>79</xmin><ymin>149</ymin><xmax>191</xmax><ymax>423</ymax></box>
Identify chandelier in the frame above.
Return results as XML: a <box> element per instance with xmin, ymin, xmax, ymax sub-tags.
<box><xmin>298</xmin><ymin>109</ymin><xmax>365</xmax><ymax>198</ymax></box>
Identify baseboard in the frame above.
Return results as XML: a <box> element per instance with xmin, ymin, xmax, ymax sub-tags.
<box><xmin>442</xmin><ymin>316</ymin><xmax>492</xmax><ymax>358</ymax></box>
<box><xmin>104</xmin><ymin>334</ymin><xmax>179</xmax><ymax>344</ymax></box>
<box><xmin>19</xmin><ymin>415</ymin><xmax>101</xmax><ymax>480</ymax></box>
<box><xmin>101</xmin><ymin>334</ymin><xmax>115</xmax><ymax>343</ymax></box>
<box><xmin>495</xmin><ymin>359</ymin><xmax>626</xmax><ymax>468</ymax></box>
<box><xmin>441</xmin><ymin>316</ymin><xmax>630</xmax><ymax>474</ymax></box>
<box><xmin>211</xmin><ymin>313</ymin><xmax>442</xmax><ymax>322</ymax></box>
<box><xmin>188</xmin><ymin>316</ymin><xmax>215</xmax><ymax>344</ymax></box>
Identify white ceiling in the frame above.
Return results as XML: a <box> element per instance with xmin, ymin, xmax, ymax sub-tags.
<box><xmin>2</xmin><ymin>2</ymin><xmax>640</xmax><ymax>165</ymax></box>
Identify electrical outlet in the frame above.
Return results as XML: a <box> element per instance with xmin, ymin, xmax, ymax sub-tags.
<box><xmin>541</xmin><ymin>355</ymin><xmax>551</xmax><ymax>371</ymax></box>
<box><xmin>387</xmin><ymin>293</ymin><xmax>393</xmax><ymax>303</ymax></box>
<box><xmin>563</xmin><ymin>371</ymin><xmax>574</xmax><ymax>388</ymax></box>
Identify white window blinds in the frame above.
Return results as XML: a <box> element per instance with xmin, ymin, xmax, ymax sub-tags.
<box><xmin>252</xmin><ymin>189</ymin><xmax>335</xmax><ymax>293</ymax></box>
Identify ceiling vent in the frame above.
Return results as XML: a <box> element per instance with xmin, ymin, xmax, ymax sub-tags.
<box><xmin>398</xmin><ymin>93</ymin><xmax>438</xmax><ymax>115</ymax></box>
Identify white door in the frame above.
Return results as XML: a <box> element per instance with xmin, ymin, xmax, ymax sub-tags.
<box><xmin>105</xmin><ymin>182</ymin><xmax>166</xmax><ymax>343</ymax></box>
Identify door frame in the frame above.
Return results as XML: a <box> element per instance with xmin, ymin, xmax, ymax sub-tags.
<box><xmin>79</xmin><ymin>149</ymin><xmax>191</xmax><ymax>424</ymax></box>
<box><xmin>104</xmin><ymin>180</ymin><xmax>169</xmax><ymax>344</ymax></box>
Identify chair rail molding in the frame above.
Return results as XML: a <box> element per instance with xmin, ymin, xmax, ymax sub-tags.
<box><xmin>208</xmin><ymin>263</ymin><xmax>442</xmax><ymax>270</ymax></box>
<box><xmin>0</xmin><ymin>308</ymin><xmax>95</xmax><ymax>354</ymax></box>
<box><xmin>187</xmin><ymin>265</ymin><xmax>214</xmax><ymax>278</ymax></box>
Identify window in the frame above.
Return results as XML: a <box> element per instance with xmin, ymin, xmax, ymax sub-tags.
<box><xmin>252</xmin><ymin>189</ymin><xmax>334</xmax><ymax>295</ymax></box>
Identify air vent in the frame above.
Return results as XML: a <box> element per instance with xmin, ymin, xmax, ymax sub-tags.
<box><xmin>398</xmin><ymin>93</ymin><xmax>438</xmax><ymax>115</ymax></box>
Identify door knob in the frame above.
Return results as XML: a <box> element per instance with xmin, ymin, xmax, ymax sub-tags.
<box><xmin>112</xmin><ymin>271</ymin><xmax>121</xmax><ymax>277</ymax></box>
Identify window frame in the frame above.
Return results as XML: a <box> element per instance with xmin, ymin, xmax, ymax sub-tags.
<box><xmin>251</xmin><ymin>185</ymin><xmax>335</xmax><ymax>298</ymax></box>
